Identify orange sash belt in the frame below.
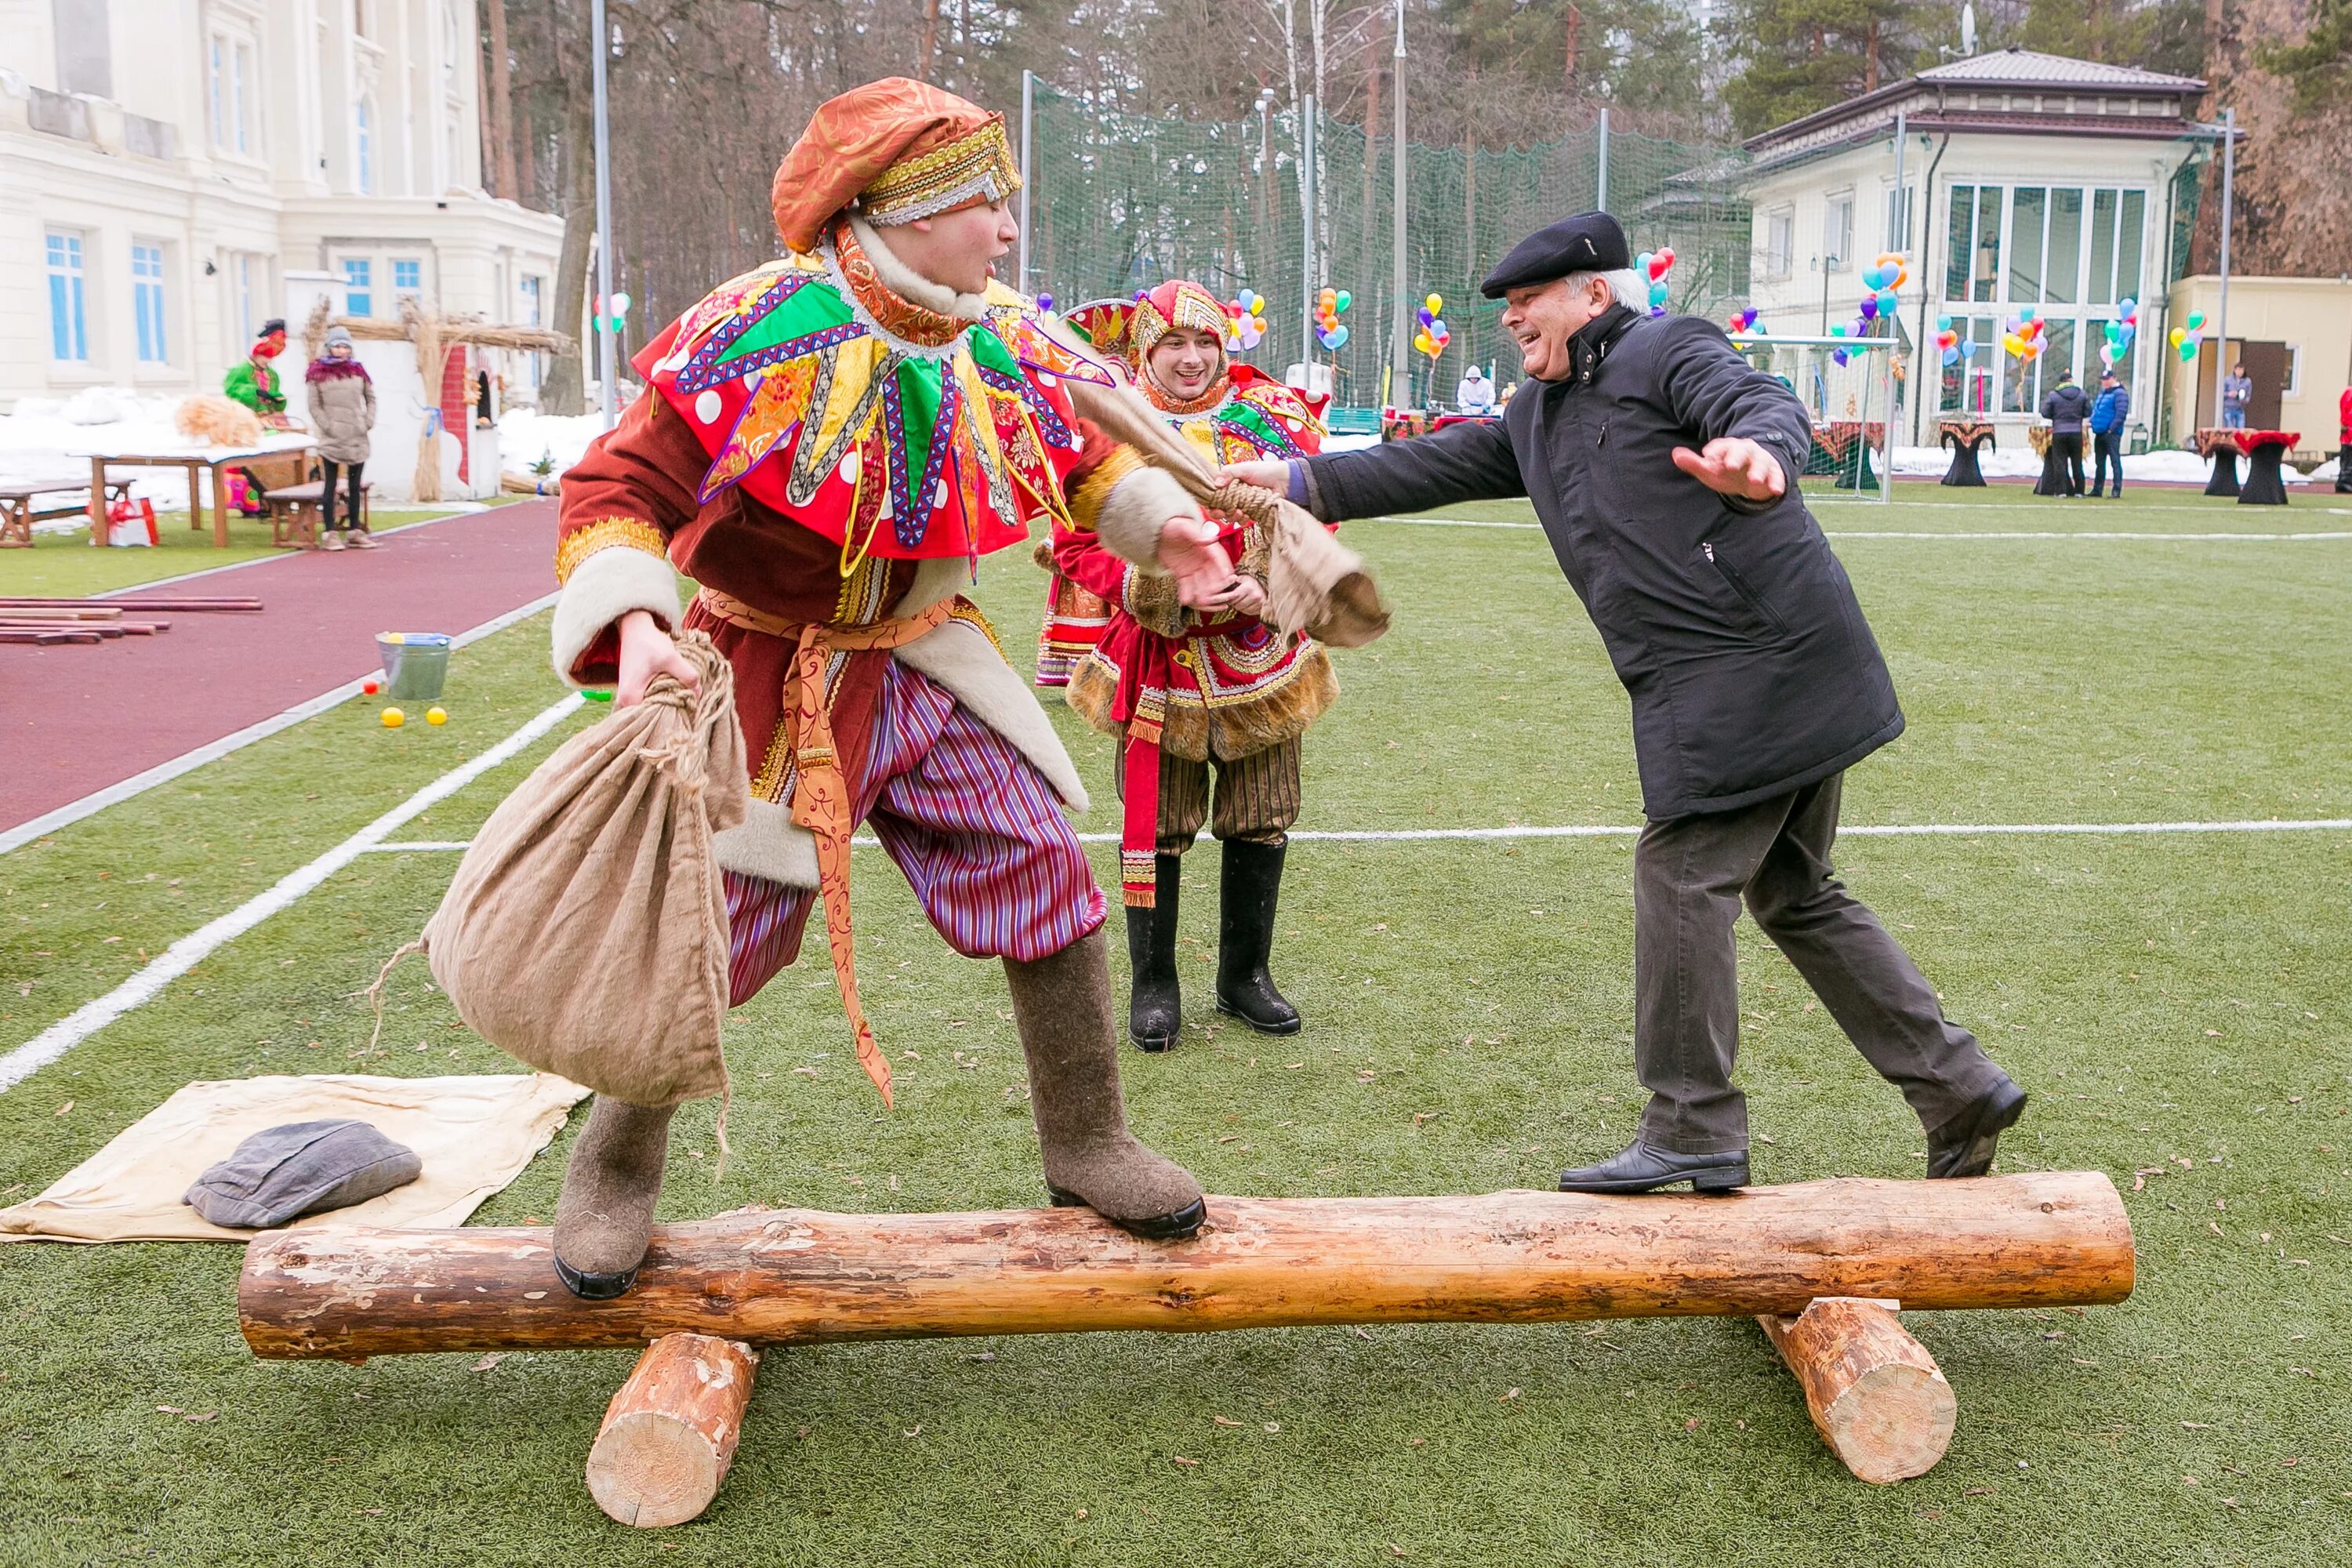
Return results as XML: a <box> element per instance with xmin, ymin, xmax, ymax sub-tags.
<box><xmin>696</xmin><ymin>587</ymin><xmax>959</xmax><ymax>1108</ymax></box>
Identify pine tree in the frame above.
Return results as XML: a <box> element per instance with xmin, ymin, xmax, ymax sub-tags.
<box><xmin>1719</xmin><ymin>0</ymin><xmax>1942</xmax><ymax>138</ymax></box>
<box><xmin>2254</xmin><ymin>0</ymin><xmax>2352</xmax><ymax>111</ymax></box>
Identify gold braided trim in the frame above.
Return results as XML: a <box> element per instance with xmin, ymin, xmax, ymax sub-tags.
<box><xmin>1066</xmin><ymin>445</ymin><xmax>1143</xmax><ymax>532</ymax></box>
<box><xmin>944</xmin><ymin>599</ymin><xmax>1005</xmax><ymax>659</ymax></box>
<box><xmin>860</xmin><ymin>120</ymin><xmax>1022</xmax><ymax>226</ymax></box>
<box><xmin>555</xmin><ymin>517</ymin><xmax>667</xmax><ymax>584</ymax></box>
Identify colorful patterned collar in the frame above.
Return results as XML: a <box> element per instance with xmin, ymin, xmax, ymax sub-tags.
<box><xmin>1142</xmin><ymin>368</ymin><xmax>1229</xmax><ymax>418</ymax></box>
<box><xmin>822</xmin><ymin>220</ymin><xmax>968</xmax><ymax>356</ymax></box>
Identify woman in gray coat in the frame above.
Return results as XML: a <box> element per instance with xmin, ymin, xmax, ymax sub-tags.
<box><xmin>305</xmin><ymin>325</ymin><xmax>378</xmax><ymax>549</ymax></box>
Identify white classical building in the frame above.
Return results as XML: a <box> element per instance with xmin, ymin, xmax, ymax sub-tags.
<box><xmin>0</xmin><ymin>0</ymin><xmax>563</xmax><ymax>412</ymax></box>
<box><xmin>1736</xmin><ymin>48</ymin><xmax>2210</xmax><ymax>447</ymax></box>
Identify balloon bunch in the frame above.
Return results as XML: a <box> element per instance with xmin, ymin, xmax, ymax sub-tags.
<box><xmin>1932</xmin><ymin>314</ymin><xmax>1979</xmax><ymax>368</ymax></box>
<box><xmin>1315</xmin><ymin>286</ymin><xmax>1352</xmax><ymax>351</ymax></box>
<box><xmin>2000</xmin><ymin>306</ymin><xmax>2047</xmax><ymax>364</ymax></box>
<box><xmin>1724</xmin><ymin>306</ymin><xmax>1765</xmax><ymax>336</ymax></box>
<box><xmin>1635</xmin><ymin>247</ymin><xmax>1675</xmax><ymax>317</ymax></box>
<box><xmin>2167</xmin><ymin>310</ymin><xmax>2206</xmax><ymax>364</ymax></box>
<box><xmin>1414</xmin><ymin>293</ymin><xmax>1450</xmax><ymax>361</ymax></box>
<box><xmin>1225</xmin><ymin>289</ymin><xmax>1269</xmax><ymax>351</ymax></box>
<box><xmin>591</xmin><ymin>291</ymin><xmax>632</xmax><ymax>334</ymax></box>
<box><xmin>2095</xmin><ymin>298</ymin><xmax>2139</xmax><ymax>368</ymax></box>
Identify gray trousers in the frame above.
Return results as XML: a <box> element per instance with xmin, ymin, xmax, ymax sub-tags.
<box><xmin>1633</xmin><ymin>772</ymin><xmax>2004</xmax><ymax>1155</ymax></box>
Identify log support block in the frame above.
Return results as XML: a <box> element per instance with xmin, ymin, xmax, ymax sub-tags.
<box><xmin>585</xmin><ymin>1333</ymin><xmax>759</xmax><ymax>1527</ymax></box>
<box><xmin>1759</xmin><ymin>1298</ymin><xmax>1956</xmax><ymax>1483</ymax></box>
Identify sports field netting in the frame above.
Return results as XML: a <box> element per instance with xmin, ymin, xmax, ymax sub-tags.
<box><xmin>1022</xmin><ymin>88</ymin><xmax>1752</xmax><ymax>419</ymax></box>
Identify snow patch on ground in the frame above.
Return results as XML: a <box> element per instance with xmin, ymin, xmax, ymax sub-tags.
<box><xmin>495</xmin><ymin>409</ymin><xmax>608</xmax><ymax>485</ymax></box>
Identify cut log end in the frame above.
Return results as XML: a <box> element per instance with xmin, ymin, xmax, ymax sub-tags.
<box><xmin>1761</xmin><ymin>1298</ymin><xmax>1957</xmax><ymax>1484</ymax></box>
<box><xmin>584</xmin><ymin>1334</ymin><xmax>758</xmax><ymax>1528</ymax></box>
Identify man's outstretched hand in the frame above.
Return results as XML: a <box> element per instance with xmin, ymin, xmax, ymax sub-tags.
<box><xmin>1157</xmin><ymin>514</ymin><xmax>1238</xmax><ymax>610</ymax></box>
<box><xmin>1672</xmin><ymin>437</ymin><xmax>1787</xmax><ymax>503</ymax></box>
<box><xmin>1213</xmin><ymin>459</ymin><xmax>1292</xmax><ymax>494</ymax></box>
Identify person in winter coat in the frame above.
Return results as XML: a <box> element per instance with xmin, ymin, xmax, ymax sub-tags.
<box><xmin>223</xmin><ymin>319</ymin><xmax>290</xmax><ymax>423</ymax></box>
<box><xmin>1217</xmin><ymin>209</ymin><xmax>2024</xmax><ymax>1196</ymax></box>
<box><xmin>2088</xmin><ymin>370</ymin><xmax>2131</xmax><ymax>498</ymax></box>
<box><xmin>2041</xmin><ymin>371</ymin><xmax>2091</xmax><ymax>497</ymax></box>
<box><xmin>305</xmin><ymin>326</ymin><xmax>377</xmax><ymax>550</ymax></box>
<box><xmin>2337</xmin><ymin>387</ymin><xmax>2351</xmax><ymax>495</ymax></box>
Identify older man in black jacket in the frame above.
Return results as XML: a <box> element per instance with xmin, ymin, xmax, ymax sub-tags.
<box><xmin>1221</xmin><ymin>212</ymin><xmax>2025</xmax><ymax>1193</ymax></box>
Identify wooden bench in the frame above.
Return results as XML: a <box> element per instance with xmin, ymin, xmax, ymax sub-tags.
<box><xmin>1</xmin><ymin>477</ymin><xmax>135</xmax><ymax>547</ymax></box>
<box><xmin>259</xmin><ymin>477</ymin><xmax>371</xmax><ymax>550</ymax></box>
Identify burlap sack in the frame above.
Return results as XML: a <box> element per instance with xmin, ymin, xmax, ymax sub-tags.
<box><xmin>392</xmin><ymin>633</ymin><xmax>748</xmax><ymax>1109</ymax></box>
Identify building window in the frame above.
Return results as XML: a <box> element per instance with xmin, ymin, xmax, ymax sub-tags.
<box><xmin>208</xmin><ymin>34</ymin><xmax>256</xmax><ymax>154</ymax></box>
<box><xmin>132</xmin><ymin>243</ymin><xmax>169</xmax><ymax>363</ymax></box>
<box><xmin>234</xmin><ymin>253</ymin><xmax>265</xmax><ymax>343</ymax></box>
<box><xmin>356</xmin><ymin>97</ymin><xmax>376</xmax><ymax>194</ymax></box>
<box><xmin>54</xmin><ymin>0</ymin><xmax>113</xmax><ymax>98</ymax></box>
<box><xmin>521</xmin><ymin>274</ymin><xmax>545</xmax><ymax>388</ymax></box>
<box><xmin>1766</xmin><ymin>209</ymin><xmax>1794</xmax><ymax>280</ymax></box>
<box><xmin>1944</xmin><ymin>185</ymin><xmax>2004</xmax><ymax>305</ymax></box>
<box><xmin>1884</xmin><ymin>185</ymin><xmax>1914</xmax><ymax>253</ymax></box>
<box><xmin>394</xmin><ymin>258</ymin><xmax>423</xmax><ymax>298</ymax></box>
<box><xmin>1823</xmin><ymin>194</ymin><xmax>1853</xmax><ymax>270</ymax></box>
<box><xmin>46</xmin><ymin>230</ymin><xmax>89</xmax><ymax>362</ymax></box>
<box><xmin>344</xmin><ymin>258</ymin><xmax>374</xmax><ymax>318</ymax></box>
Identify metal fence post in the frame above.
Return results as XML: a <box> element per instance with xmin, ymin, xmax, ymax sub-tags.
<box><xmin>1018</xmin><ymin>70</ymin><xmax>1035</xmax><ymax>297</ymax></box>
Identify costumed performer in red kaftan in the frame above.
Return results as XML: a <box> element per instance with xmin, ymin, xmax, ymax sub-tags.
<box><xmin>1053</xmin><ymin>282</ymin><xmax>1336</xmax><ymax>1051</ymax></box>
<box><xmin>545</xmin><ymin>79</ymin><xmax>1243</xmax><ymax>1298</ymax></box>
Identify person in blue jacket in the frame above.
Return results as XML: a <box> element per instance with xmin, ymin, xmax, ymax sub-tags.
<box><xmin>2089</xmin><ymin>370</ymin><xmax>2131</xmax><ymax>497</ymax></box>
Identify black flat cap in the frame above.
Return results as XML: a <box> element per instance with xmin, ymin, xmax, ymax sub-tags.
<box><xmin>1480</xmin><ymin>211</ymin><xmax>1631</xmax><ymax>298</ymax></box>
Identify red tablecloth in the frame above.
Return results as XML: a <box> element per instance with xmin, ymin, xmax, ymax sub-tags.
<box><xmin>2234</xmin><ymin>429</ymin><xmax>2299</xmax><ymax>456</ymax></box>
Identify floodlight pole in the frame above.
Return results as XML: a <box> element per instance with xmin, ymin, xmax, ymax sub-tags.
<box><xmin>1595</xmin><ymin>107</ymin><xmax>1609</xmax><ymax>210</ymax></box>
<box><xmin>1017</xmin><ymin>70</ymin><xmax>1034</xmax><ymax>296</ymax></box>
<box><xmin>1390</xmin><ymin>0</ymin><xmax>1409</xmax><ymax>412</ymax></box>
<box><xmin>1301</xmin><ymin>95</ymin><xmax>1318</xmax><ymax>368</ymax></box>
<box><xmin>590</xmin><ymin>0</ymin><xmax>617</xmax><ymax>432</ymax></box>
<box><xmin>1882</xmin><ymin>111</ymin><xmax>1904</xmax><ymax>505</ymax></box>
<box><xmin>2211</xmin><ymin>106</ymin><xmax>2234</xmax><ymax>430</ymax></box>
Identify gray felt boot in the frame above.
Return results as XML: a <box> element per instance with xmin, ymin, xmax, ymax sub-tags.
<box><xmin>1006</xmin><ymin>926</ymin><xmax>1207</xmax><ymax>1240</ymax></box>
<box><xmin>552</xmin><ymin>1095</ymin><xmax>675</xmax><ymax>1300</ymax></box>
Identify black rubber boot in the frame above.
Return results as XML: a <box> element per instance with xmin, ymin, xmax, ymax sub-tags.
<box><xmin>552</xmin><ymin>1096</ymin><xmax>675</xmax><ymax>1300</ymax></box>
<box><xmin>1123</xmin><ymin>855</ymin><xmax>1183</xmax><ymax>1051</ymax></box>
<box><xmin>1214</xmin><ymin>838</ymin><xmax>1300</xmax><ymax>1035</ymax></box>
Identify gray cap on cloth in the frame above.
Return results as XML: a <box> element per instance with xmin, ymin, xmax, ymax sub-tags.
<box><xmin>324</xmin><ymin>325</ymin><xmax>356</xmax><ymax>350</ymax></box>
<box><xmin>183</xmin><ymin>1120</ymin><xmax>421</xmax><ymax>1229</ymax></box>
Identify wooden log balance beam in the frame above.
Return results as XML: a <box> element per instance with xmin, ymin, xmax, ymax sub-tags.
<box><xmin>239</xmin><ymin>1173</ymin><xmax>2130</xmax><ymax>1360</ymax></box>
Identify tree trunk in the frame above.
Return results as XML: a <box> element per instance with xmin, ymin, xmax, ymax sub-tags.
<box><xmin>917</xmin><ymin>0</ymin><xmax>940</xmax><ymax>80</ymax></box>
<box><xmin>1865</xmin><ymin>17</ymin><xmax>1882</xmax><ymax>93</ymax></box>
<box><xmin>586</xmin><ymin>1334</ymin><xmax>760</xmax><ymax>1527</ymax></box>
<box><xmin>1759</xmin><ymin>1298</ymin><xmax>1957</xmax><ymax>1483</ymax></box>
<box><xmin>238</xmin><ymin>1174</ymin><xmax>2135</xmax><ymax>1360</ymax></box>
<box><xmin>542</xmin><ymin>92</ymin><xmax>596</xmax><ymax>416</ymax></box>
<box><xmin>484</xmin><ymin>0</ymin><xmax>520</xmax><ymax>202</ymax></box>
<box><xmin>1565</xmin><ymin>3</ymin><xmax>1581</xmax><ymax>92</ymax></box>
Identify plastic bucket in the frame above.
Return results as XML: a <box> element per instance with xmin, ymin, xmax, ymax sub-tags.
<box><xmin>376</xmin><ymin>633</ymin><xmax>452</xmax><ymax>702</ymax></box>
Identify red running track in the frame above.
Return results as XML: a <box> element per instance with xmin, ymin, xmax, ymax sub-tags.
<box><xmin>0</xmin><ymin>502</ymin><xmax>561</xmax><ymax>838</ymax></box>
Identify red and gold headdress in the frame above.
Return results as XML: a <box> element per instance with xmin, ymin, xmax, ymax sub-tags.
<box><xmin>771</xmin><ymin>78</ymin><xmax>1022</xmax><ymax>256</ymax></box>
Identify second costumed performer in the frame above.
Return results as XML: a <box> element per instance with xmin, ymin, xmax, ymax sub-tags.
<box><xmin>548</xmin><ymin>79</ymin><xmax>1236</xmax><ymax>1298</ymax></box>
<box><xmin>1056</xmin><ymin>284</ymin><xmax>1334</xmax><ymax>1050</ymax></box>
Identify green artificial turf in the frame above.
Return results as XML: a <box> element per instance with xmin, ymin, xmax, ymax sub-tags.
<box><xmin>2</xmin><ymin>488</ymin><xmax>2348</xmax><ymax>1566</ymax></box>
<box><xmin>1</xmin><ymin>499</ymin><xmax>526</xmax><ymax>598</ymax></box>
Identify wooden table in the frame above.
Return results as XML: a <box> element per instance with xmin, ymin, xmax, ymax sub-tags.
<box><xmin>85</xmin><ymin>442</ymin><xmax>315</xmax><ymax>548</ymax></box>
<box><xmin>2</xmin><ymin>476</ymin><xmax>133</xmax><ymax>546</ymax></box>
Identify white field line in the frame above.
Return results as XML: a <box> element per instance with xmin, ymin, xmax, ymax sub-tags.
<box><xmin>362</xmin><ymin>816</ymin><xmax>2352</xmax><ymax>856</ymax></box>
<box><xmin>0</xmin><ymin>693</ymin><xmax>583</xmax><ymax>1095</ymax></box>
<box><xmin>1359</xmin><ymin>514</ymin><xmax>2352</xmax><ymax>541</ymax></box>
<box><xmin>0</xmin><ymin>590</ymin><xmax>559</xmax><ymax>856</ymax></box>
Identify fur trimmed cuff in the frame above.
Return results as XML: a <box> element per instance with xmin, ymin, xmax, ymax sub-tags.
<box><xmin>1091</xmin><ymin>463</ymin><xmax>1195</xmax><ymax>570</ymax></box>
<box><xmin>550</xmin><ymin>543</ymin><xmax>681</xmax><ymax>685</ymax></box>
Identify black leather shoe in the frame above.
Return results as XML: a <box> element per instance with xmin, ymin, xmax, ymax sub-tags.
<box><xmin>1926</xmin><ymin>1077</ymin><xmax>2028</xmax><ymax>1178</ymax></box>
<box><xmin>1124</xmin><ymin>855</ymin><xmax>1184</xmax><ymax>1051</ymax></box>
<box><xmin>1558</xmin><ymin>1138</ymin><xmax>1749</xmax><ymax>1194</ymax></box>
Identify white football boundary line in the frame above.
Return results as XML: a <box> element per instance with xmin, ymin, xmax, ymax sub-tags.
<box><xmin>363</xmin><ymin>816</ymin><xmax>2352</xmax><ymax>855</ymax></box>
<box><xmin>0</xmin><ymin>693</ymin><xmax>584</xmax><ymax>1095</ymax></box>
<box><xmin>1361</xmin><ymin>514</ymin><xmax>2352</xmax><ymax>541</ymax></box>
<box><xmin>0</xmin><ymin>590</ymin><xmax>560</xmax><ymax>857</ymax></box>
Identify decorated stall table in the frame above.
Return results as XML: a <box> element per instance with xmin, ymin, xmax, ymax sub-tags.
<box><xmin>2234</xmin><ymin>430</ymin><xmax>2299</xmax><ymax>506</ymax></box>
<box><xmin>2027</xmin><ymin>424</ymin><xmax>2068</xmax><ymax>496</ymax></box>
<box><xmin>1936</xmin><ymin>419</ymin><xmax>1997</xmax><ymax>487</ymax></box>
<box><xmin>86</xmin><ymin>440</ymin><xmax>315</xmax><ymax>547</ymax></box>
<box><xmin>1810</xmin><ymin>421</ymin><xmax>1884</xmax><ymax>492</ymax></box>
<box><xmin>2194</xmin><ymin>429</ymin><xmax>2243</xmax><ymax>498</ymax></box>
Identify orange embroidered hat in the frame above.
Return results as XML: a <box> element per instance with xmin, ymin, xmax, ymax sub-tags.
<box><xmin>771</xmin><ymin>78</ymin><xmax>1022</xmax><ymax>255</ymax></box>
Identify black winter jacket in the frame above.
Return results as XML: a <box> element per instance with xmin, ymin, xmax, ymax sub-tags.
<box><xmin>1296</xmin><ymin>307</ymin><xmax>1903</xmax><ymax>820</ymax></box>
<box><xmin>2042</xmin><ymin>383</ymin><xmax>2092</xmax><ymax>434</ymax></box>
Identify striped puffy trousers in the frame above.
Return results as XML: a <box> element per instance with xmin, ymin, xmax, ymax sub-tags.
<box><xmin>724</xmin><ymin>656</ymin><xmax>1105</xmax><ymax>1007</ymax></box>
<box><xmin>1152</xmin><ymin>735</ymin><xmax>1302</xmax><ymax>855</ymax></box>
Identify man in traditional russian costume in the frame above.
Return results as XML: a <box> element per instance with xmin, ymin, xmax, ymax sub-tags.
<box><xmin>546</xmin><ymin>80</ymin><xmax>1235</xmax><ymax>1298</ymax></box>
<box><xmin>1052</xmin><ymin>283</ymin><xmax>1335</xmax><ymax>1051</ymax></box>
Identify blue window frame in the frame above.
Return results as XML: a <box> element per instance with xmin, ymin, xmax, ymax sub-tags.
<box><xmin>356</xmin><ymin>98</ymin><xmax>374</xmax><ymax>193</ymax></box>
<box><xmin>46</xmin><ymin>231</ymin><xmax>89</xmax><ymax>361</ymax></box>
<box><xmin>393</xmin><ymin>258</ymin><xmax>422</xmax><ymax>296</ymax></box>
<box><xmin>132</xmin><ymin>243</ymin><xmax>169</xmax><ymax>363</ymax></box>
<box><xmin>343</xmin><ymin>258</ymin><xmax>373</xmax><ymax>318</ymax></box>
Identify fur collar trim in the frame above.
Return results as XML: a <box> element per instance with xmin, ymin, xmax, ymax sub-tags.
<box><xmin>307</xmin><ymin>358</ymin><xmax>371</xmax><ymax>383</ymax></box>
